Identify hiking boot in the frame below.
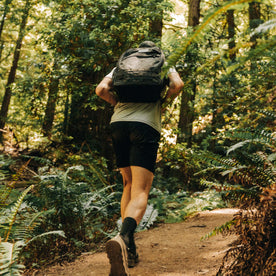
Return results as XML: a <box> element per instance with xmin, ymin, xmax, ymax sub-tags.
<box><xmin>106</xmin><ymin>234</ymin><xmax>130</xmax><ymax>276</ymax></box>
<box><xmin>120</xmin><ymin>234</ymin><xmax>139</xmax><ymax>268</ymax></box>
<box><xmin>128</xmin><ymin>251</ymin><xmax>139</xmax><ymax>268</ymax></box>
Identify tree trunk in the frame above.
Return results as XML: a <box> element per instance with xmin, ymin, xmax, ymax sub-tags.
<box><xmin>63</xmin><ymin>89</ymin><xmax>70</xmax><ymax>136</ymax></box>
<box><xmin>0</xmin><ymin>0</ymin><xmax>31</xmax><ymax>136</ymax></box>
<box><xmin>177</xmin><ymin>0</ymin><xmax>201</xmax><ymax>147</ymax></box>
<box><xmin>42</xmin><ymin>62</ymin><xmax>59</xmax><ymax>137</ymax></box>
<box><xmin>178</xmin><ymin>76</ymin><xmax>196</xmax><ymax>146</ymax></box>
<box><xmin>249</xmin><ymin>1</ymin><xmax>262</xmax><ymax>49</ymax></box>
<box><xmin>188</xmin><ymin>0</ymin><xmax>200</xmax><ymax>27</ymax></box>
<box><xmin>0</xmin><ymin>0</ymin><xmax>12</xmax><ymax>60</ymax></box>
<box><xmin>227</xmin><ymin>9</ymin><xmax>236</xmax><ymax>61</ymax></box>
<box><xmin>149</xmin><ymin>14</ymin><xmax>163</xmax><ymax>39</ymax></box>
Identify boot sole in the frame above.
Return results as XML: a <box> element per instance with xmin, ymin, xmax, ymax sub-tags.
<box><xmin>106</xmin><ymin>235</ymin><xmax>130</xmax><ymax>276</ymax></box>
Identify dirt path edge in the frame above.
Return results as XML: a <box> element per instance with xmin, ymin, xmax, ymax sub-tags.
<box><xmin>33</xmin><ymin>208</ymin><xmax>239</xmax><ymax>276</ymax></box>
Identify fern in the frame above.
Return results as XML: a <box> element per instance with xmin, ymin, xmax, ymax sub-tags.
<box><xmin>226</xmin><ymin>128</ymin><xmax>276</xmax><ymax>146</ymax></box>
<box><xmin>0</xmin><ymin>182</ymin><xmax>66</xmax><ymax>275</ymax></box>
<box><xmin>0</xmin><ymin>159</ymin><xmax>32</xmax><ymax>207</ymax></box>
<box><xmin>2</xmin><ymin>185</ymin><xmax>34</xmax><ymax>242</ymax></box>
<box><xmin>227</xmin><ymin>36</ymin><xmax>276</xmax><ymax>73</ymax></box>
<box><xmin>198</xmin><ymin>113</ymin><xmax>276</xmax><ymax>275</ymax></box>
<box><xmin>201</xmin><ymin>219</ymin><xmax>236</xmax><ymax>241</ymax></box>
<box><xmin>136</xmin><ymin>204</ymin><xmax>159</xmax><ymax>231</ymax></box>
<box><xmin>13</xmin><ymin>209</ymin><xmax>55</xmax><ymax>242</ymax></box>
<box><xmin>0</xmin><ymin>241</ymin><xmax>25</xmax><ymax>276</ymax></box>
<box><xmin>163</xmin><ymin>0</ymin><xmax>261</xmax><ymax>75</ymax></box>
<box><xmin>26</xmin><ymin>230</ymin><xmax>66</xmax><ymax>245</ymax></box>
<box><xmin>251</xmin><ymin>18</ymin><xmax>276</xmax><ymax>36</ymax></box>
<box><xmin>258</xmin><ymin>109</ymin><xmax>276</xmax><ymax>120</ymax></box>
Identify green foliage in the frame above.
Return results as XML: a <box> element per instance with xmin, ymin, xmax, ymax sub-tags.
<box><xmin>197</xmin><ymin>112</ymin><xmax>276</xmax><ymax>275</ymax></box>
<box><xmin>1</xmin><ymin>185</ymin><xmax>34</xmax><ymax>242</ymax></box>
<box><xmin>0</xmin><ymin>186</ymin><xmax>33</xmax><ymax>276</ymax></box>
<box><xmin>27</xmin><ymin>165</ymin><xmax>120</xmax><ymax>239</ymax></box>
<box><xmin>0</xmin><ymin>183</ymin><xmax>65</xmax><ymax>276</ymax></box>
<box><xmin>157</xmin><ymin>141</ymin><xmax>204</xmax><ymax>192</ymax></box>
<box><xmin>20</xmin><ymin>160</ymin><xmax>121</xmax><ymax>267</ymax></box>
<box><xmin>0</xmin><ymin>241</ymin><xmax>25</xmax><ymax>276</ymax></box>
<box><xmin>163</xmin><ymin>0</ymin><xmax>262</xmax><ymax>75</ymax></box>
<box><xmin>148</xmin><ymin>188</ymin><xmax>225</xmax><ymax>224</ymax></box>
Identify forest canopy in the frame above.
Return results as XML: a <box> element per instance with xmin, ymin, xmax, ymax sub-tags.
<box><xmin>0</xmin><ymin>0</ymin><xmax>274</xmax><ymax>154</ymax></box>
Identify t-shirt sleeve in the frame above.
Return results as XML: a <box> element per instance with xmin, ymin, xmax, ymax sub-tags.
<box><xmin>168</xmin><ymin>67</ymin><xmax>177</xmax><ymax>74</ymax></box>
<box><xmin>105</xmin><ymin>68</ymin><xmax>116</xmax><ymax>79</ymax></box>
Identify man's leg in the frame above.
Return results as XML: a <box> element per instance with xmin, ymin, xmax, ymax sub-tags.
<box><xmin>124</xmin><ymin>166</ymin><xmax>154</xmax><ymax>224</ymax></box>
<box><xmin>119</xmin><ymin>166</ymin><xmax>153</xmax><ymax>268</ymax></box>
<box><xmin>120</xmin><ymin>167</ymin><xmax>132</xmax><ymax>221</ymax></box>
<box><xmin>107</xmin><ymin>168</ymin><xmax>132</xmax><ymax>276</ymax></box>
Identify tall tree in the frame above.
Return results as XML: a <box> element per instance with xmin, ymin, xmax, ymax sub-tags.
<box><xmin>0</xmin><ymin>0</ymin><xmax>31</xmax><ymax>136</ymax></box>
<box><xmin>177</xmin><ymin>0</ymin><xmax>201</xmax><ymax>146</ymax></box>
<box><xmin>149</xmin><ymin>0</ymin><xmax>163</xmax><ymax>39</ymax></box>
<box><xmin>227</xmin><ymin>9</ymin><xmax>236</xmax><ymax>61</ymax></box>
<box><xmin>42</xmin><ymin>60</ymin><xmax>59</xmax><ymax>137</ymax></box>
<box><xmin>249</xmin><ymin>1</ymin><xmax>262</xmax><ymax>49</ymax></box>
<box><xmin>0</xmin><ymin>0</ymin><xmax>13</xmax><ymax>60</ymax></box>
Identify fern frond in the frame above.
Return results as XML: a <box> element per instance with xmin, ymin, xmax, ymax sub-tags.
<box><xmin>0</xmin><ymin>186</ymin><xmax>11</xmax><ymax>208</ymax></box>
<box><xmin>136</xmin><ymin>204</ymin><xmax>159</xmax><ymax>231</ymax></box>
<box><xmin>195</xmin><ymin>151</ymin><xmax>239</xmax><ymax>169</ymax></box>
<box><xmin>251</xmin><ymin>18</ymin><xmax>276</xmax><ymax>37</ymax></box>
<box><xmin>87</xmin><ymin>163</ymin><xmax>109</xmax><ymax>187</ymax></box>
<box><xmin>226</xmin><ymin>128</ymin><xmax>276</xmax><ymax>146</ymax></box>
<box><xmin>227</xmin><ymin>36</ymin><xmax>276</xmax><ymax>73</ymax></box>
<box><xmin>14</xmin><ymin>209</ymin><xmax>55</xmax><ymax>241</ymax></box>
<box><xmin>163</xmin><ymin>0</ymin><xmax>261</xmax><ymax>75</ymax></box>
<box><xmin>3</xmin><ymin>185</ymin><xmax>34</xmax><ymax>242</ymax></box>
<box><xmin>26</xmin><ymin>230</ymin><xmax>66</xmax><ymax>246</ymax></box>
<box><xmin>0</xmin><ymin>241</ymin><xmax>25</xmax><ymax>276</ymax></box>
<box><xmin>258</xmin><ymin>110</ymin><xmax>276</xmax><ymax>120</ymax></box>
<box><xmin>226</xmin><ymin>140</ymin><xmax>251</xmax><ymax>155</ymax></box>
<box><xmin>201</xmin><ymin>219</ymin><xmax>236</xmax><ymax>240</ymax></box>
<box><xmin>0</xmin><ymin>159</ymin><xmax>32</xmax><ymax>206</ymax></box>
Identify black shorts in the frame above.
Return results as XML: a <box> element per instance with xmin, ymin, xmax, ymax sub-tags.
<box><xmin>110</xmin><ymin>122</ymin><xmax>160</xmax><ymax>173</ymax></box>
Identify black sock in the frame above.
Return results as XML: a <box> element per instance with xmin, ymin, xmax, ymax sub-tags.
<box><xmin>120</xmin><ymin>217</ymin><xmax>137</xmax><ymax>254</ymax></box>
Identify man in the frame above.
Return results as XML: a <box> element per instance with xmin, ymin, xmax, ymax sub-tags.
<box><xmin>95</xmin><ymin>41</ymin><xmax>184</xmax><ymax>276</ymax></box>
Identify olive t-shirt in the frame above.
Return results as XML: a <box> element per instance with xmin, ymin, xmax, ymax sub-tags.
<box><xmin>105</xmin><ymin>68</ymin><xmax>161</xmax><ymax>133</ymax></box>
<box><xmin>110</xmin><ymin>101</ymin><xmax>161</xmax><ymax>133</ymax></box>
<box><xmin>105</xmin><ymin>67</ymin><xmax>176</xmax><ymax>133</ymax></box>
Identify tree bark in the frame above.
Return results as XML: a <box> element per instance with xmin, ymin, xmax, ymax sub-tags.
<box><xmin>188</xmin><ymin>0</ymin><xmax>200</xmax><ymax>27</ymax></box>
<box><xmin>227</xmin><ymin>9</ymin><xmax>236</xmax><ymax>61</ymax></box>
<box><xmin>0</xmin><ymin>0</ymin><xmax>31</xmax><ymax>136</ymax></box>
<box><xmin>0</xmin><ymin>0</ymin><xmax>12</xmax><ymax>60</ymax></box>
<box><xmin>149</xmin><ymin>14</ymin><xmax>163</xmax><ymax>39</ymax></box>
<box><xmin>42</xmin><ymin>61</ymin><xmax>59</xmax><ymax>137</ymax></box>
<box><xmin>177</xmin><ymin>0</ymin><xmax>201</xmax><ymax>147</ymax></box>
<box><xmin>249</xmin><ymin>2</ymin><xmax>262</xmax><ymax>49</ymax></box>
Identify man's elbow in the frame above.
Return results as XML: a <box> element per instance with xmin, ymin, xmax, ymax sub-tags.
<box><xmin>177</xmin><ymin>79</ymin><xmax>184</xmax><ymax>91</ymax></box>
<box><xmin>95</xmin><ymin>85</ymin><xmax>104</xmax><ymax>97</ymax></box>
<box><xmin>95</xmin><ymin>83</ymin><xmax>109</xmax><ymax>98</ymax></box>
<box><xmin>170</xmin><ymin>80</ymin><xmax>184</xmax><ymax>94</ymax></box>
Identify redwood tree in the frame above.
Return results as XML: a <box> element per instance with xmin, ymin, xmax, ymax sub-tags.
<box><xmin>0</xmin><ymin>0</ymin><xmax>31</xmax><ymax>136</ymax></box>
<box><xmin>177</xmin><ymin>0</ymin><xmax>201</xmax><ymax>147</ymax></box>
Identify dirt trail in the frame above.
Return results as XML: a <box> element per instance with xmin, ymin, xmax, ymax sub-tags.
<box><xmin>34</xmin><ymin>208</ymin><xmax>239</xmax><ymax>276</ymax></box>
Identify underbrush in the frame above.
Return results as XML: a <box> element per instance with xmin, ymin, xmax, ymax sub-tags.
<box><xmin>197</xmin><ymin>112</ymin><xmax>276</xmax><ymax>276</ymax></box>
<box><xmin>0</xmin><ymin>142</ymin><xmax>226</xmax><ymax>275</ymax></box>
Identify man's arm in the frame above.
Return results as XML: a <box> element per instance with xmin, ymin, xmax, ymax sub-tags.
<box><xmin>162</xmin><ymin>71</ymin><xmax>184</xmax><ymax>107</ymax></box>
<box><xmin>95</xmin><ymin>77</ymin><xmax>117</xmax><ymax>106</ymax></box>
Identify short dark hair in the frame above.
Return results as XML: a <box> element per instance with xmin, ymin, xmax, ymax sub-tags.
<box><xmin>138</xmin><ymin>41</ymin><xmax>156</xmax><ymax>48</ymax></box>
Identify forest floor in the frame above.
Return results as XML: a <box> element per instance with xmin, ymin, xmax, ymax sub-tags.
<box><xmin>32</xmin><ymin>208</ymin><xmax>239</xmax><ymax>276</ymax></box>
